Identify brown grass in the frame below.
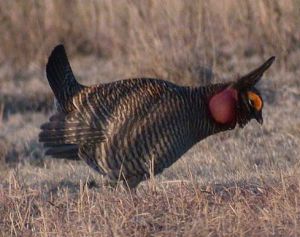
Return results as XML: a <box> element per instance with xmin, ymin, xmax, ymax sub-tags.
<box><xmin>0</xmin><ymin>0</ymin><xmax>299</xmax><ymax>80</ymax></box>
<box><xmin>1</xmin><ymin>171</ymin><xmax>300</xmax><ymax>236</ymax></box>
<box><xmin>0</xmin><ymin>0</ymin><xmax>300</xmax><ymax>236</ymax></box>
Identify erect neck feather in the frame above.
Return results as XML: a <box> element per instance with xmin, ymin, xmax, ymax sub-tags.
<box><xmin>208</xmin><ymin>88</ymin><xmax>238</xmax><ymax>124</ymax></box>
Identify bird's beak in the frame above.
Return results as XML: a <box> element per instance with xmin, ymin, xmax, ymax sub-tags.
<box><xmin>255</xmin><ymin>111</ymin><xmax>263</xmax><ymax>125</ymax></box>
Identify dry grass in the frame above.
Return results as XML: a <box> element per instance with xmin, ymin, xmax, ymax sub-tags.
<box><xmin>0</xmin><ymin>0</ymin><xmax>299</xmax><ymax>81</ymax></box>
<box><xmin>0</xmin><ymin>0</ymin><xmax>300</xmax><ymax>236</ymax></box>
<box><xmin>1</xmin><ymin>170</ymin><xmax>300</xmax><ymax>236</ymax></box>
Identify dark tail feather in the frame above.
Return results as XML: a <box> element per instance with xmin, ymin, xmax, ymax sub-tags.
<box><xmin>45</xmin><ymin>144</ymin><xmax>80</xmax><ymax>160</ymax></box>
<box><xmin>39</xmin><ymin>112</ymin><xmax>104</xmax><ymax>160</ymax></box>
<box><xmin>40</xmin><ymin>113</ymin><xmax>81</xmax><ymax>160</ymax></box>
<box><xmin>46</xmin><ymin>44</ymin><xmax>84</xmax><ymax>112</ymax></box>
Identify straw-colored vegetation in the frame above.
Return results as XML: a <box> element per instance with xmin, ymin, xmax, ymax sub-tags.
<box><xmin>0</xmin><ymin>1</ymin><xmax>299</xmax><ymax>236</ymax></box>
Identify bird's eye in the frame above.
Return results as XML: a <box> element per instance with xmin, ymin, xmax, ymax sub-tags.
<box><xmin>248</xmin><ymin>99</ymin><xmax>254</xmax><ymax>106</ymax></box>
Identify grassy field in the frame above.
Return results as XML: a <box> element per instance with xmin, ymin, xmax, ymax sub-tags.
<box><xmin>0</xmin><ymin>0</ymin><xmax>300</xmax><ymax>236</ymax></box>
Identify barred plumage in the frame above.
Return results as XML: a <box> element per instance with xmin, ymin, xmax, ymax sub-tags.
<box><xmin>39</xmin><ymin>45</ymin><xmax>275</xmax><ymax>188</ymax></box>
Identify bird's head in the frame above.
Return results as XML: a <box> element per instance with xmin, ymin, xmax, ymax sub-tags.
<box><xmin>208</xmin><ymin>56</ymin><xmax>275</xmax><ymax>128</ymax></box>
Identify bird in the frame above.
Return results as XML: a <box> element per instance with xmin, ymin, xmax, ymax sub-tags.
<box><xmin>39</xmin><ymin>44</ymin><xmax>275</xmax><ymax>188</ymax></box>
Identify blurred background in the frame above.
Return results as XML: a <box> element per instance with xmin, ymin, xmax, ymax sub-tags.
<box><xmin>0</xmin><ymin>0</ymin><xmax>299</xmax><ymax>183</ymax></box>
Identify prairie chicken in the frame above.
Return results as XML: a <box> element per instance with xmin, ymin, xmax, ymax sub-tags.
<box><xmin>39</xmin><ymin>45</ymin><xmax>275</xmax><ymax>188</ymax></box>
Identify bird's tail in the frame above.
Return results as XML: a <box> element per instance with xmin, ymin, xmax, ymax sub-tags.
<box><xmin>46</xmin><ymin>44</ymin><xmax>84</xmax><ymax>113</ymax></box>
<box><xmin>44</xmin><ymin>144</ymin><xmax>80</xmax><ymax>160</ymax></box>
<box><xmin>39</xmin><ymin>113</ymin><xmax>83</xmax><ymax>161</ymax></box>
<box><xmin>41</xmin><ymin>44</ymin><xmax>85</xmax><ymax>160</ymax></box>
<box><xmin>41</xmin><ymin>45</ymin><xmax>105</xmax><ymax>161</ymax></box>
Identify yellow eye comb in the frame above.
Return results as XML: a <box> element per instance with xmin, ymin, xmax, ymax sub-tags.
<box><xmin>247</xmin><ymin>92</ymin><xmax>262</xmax><ymax>110</ymax></box>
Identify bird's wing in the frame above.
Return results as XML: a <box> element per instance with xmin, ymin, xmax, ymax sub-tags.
<box><xmin>40</xmin><ymin>79</ymin><xmax>180</xmax><ymax>160</ymax></box>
